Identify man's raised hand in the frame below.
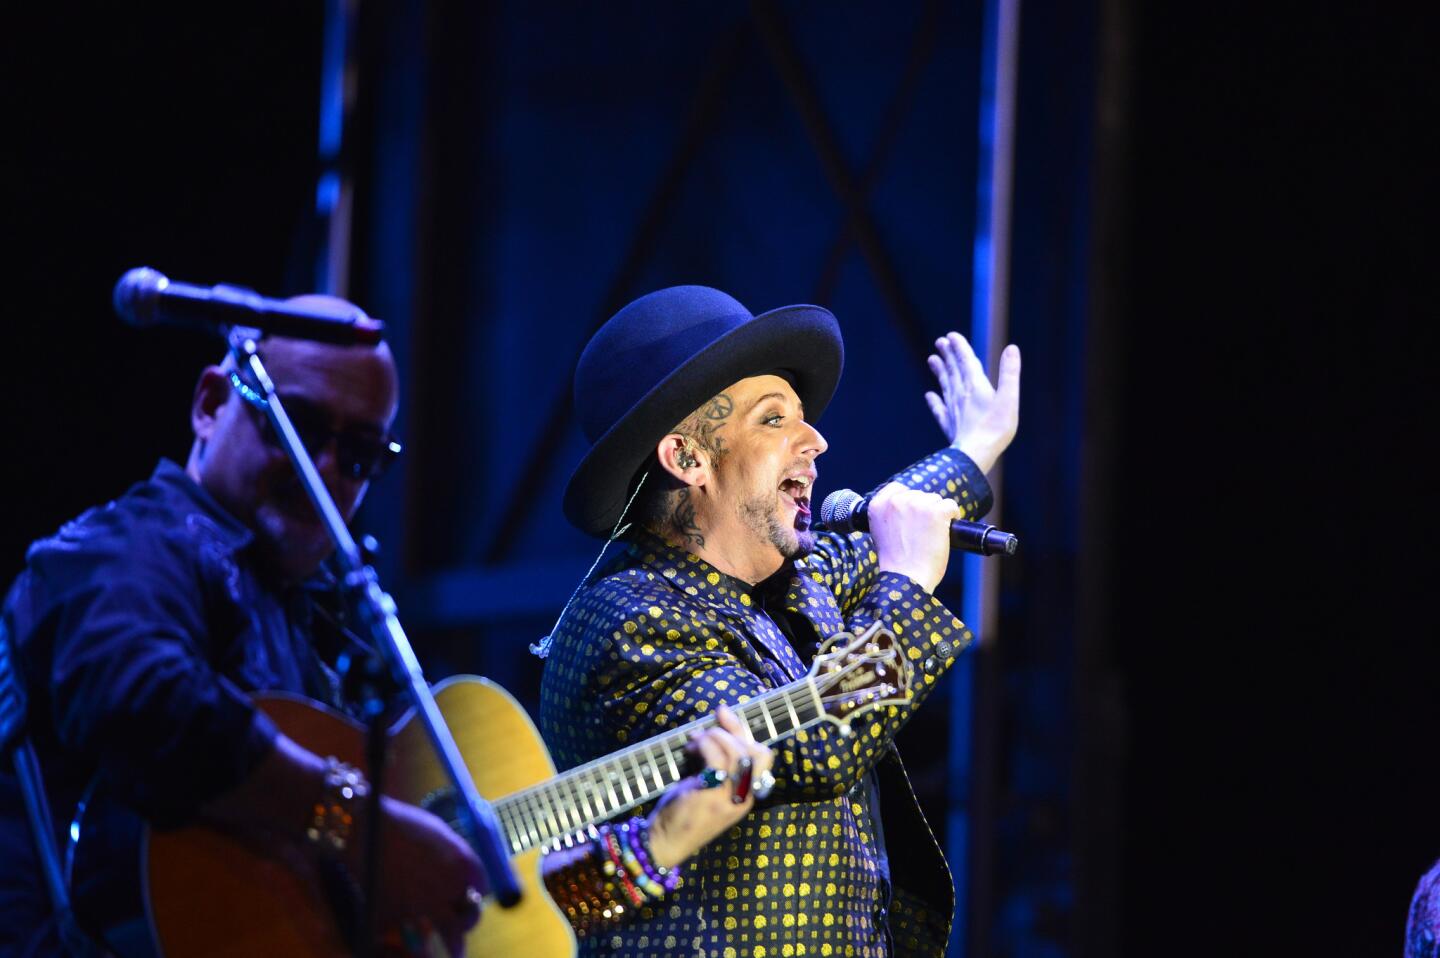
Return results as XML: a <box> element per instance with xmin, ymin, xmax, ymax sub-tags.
<box><xmin>924</xmin><ymin>332</ymin><xmax>1020</xmax><ymax>474</ymax></box>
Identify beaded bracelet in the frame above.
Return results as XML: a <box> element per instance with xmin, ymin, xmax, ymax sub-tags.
<box><xmin>617</xmin><ymin>819</ymin><xmax>682</xmax><ymax>895</ymax></box>
<box><xmin>588</xmin><ymin>819</ymin><xmax>687</xmax><ymax>908</ymax></box>
<box><xmin>599</xmin><ymin>827</ymin><xmax>645</xmax><ymax>907</ymax></box>
<box><xmin>635</xmin><ymin>819</ymin><xmax>680</xmax><ymax>892</ymax></box>
<box><xmin>544</xmin><ymin>819</ymin><xmax>691</xmax><ymax>937</ymax></box>
<box><xmin>616</xmin><ymin>822</ymin><xmax>666</xmax><ymax>900</ymax></box>
<box><xmin>306</xmin><ymin>756</ymin><xmax>369</xmax><ymax>853</ymax></box>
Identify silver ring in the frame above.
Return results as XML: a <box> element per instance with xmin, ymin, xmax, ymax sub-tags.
<box><xmin>699</xmin><ymin>767</ymin><xmax>728</xmax><ymax>789</ymax></box>
<box><xmin>753</xmin><ymin>769</ymin><xmax>776</xmax><ymax>800</ymax></box>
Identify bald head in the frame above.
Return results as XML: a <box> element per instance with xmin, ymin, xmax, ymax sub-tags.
<box><xmin>188</xmin><ymin>324</ymin><xmax>400</xmax><ymax>581</ymax></box>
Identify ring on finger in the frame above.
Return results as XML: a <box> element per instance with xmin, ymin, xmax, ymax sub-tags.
<box><xmin>453</xmin><ymin>885</ymin><xmax>483</xmax><ymax>917</ymax></box>
<box><xmin>731</xmin><ymin>756</ymin><xmax>754</xmax><ymax>804</ymax></box>
<box><xmin>699</xmin><ymin>767</ymin><xmax>728</xmax><ymax>789</ymax></box>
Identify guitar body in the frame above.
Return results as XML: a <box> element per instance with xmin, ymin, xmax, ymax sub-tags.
<box><xmin>387</xmin><ymin>678</ymin><xmax>577</xmax><ymax>958</ymax></box>
<box><xmin>143</xmin><ymin>677</ymin><xmax>577</xmax><ymax>958</ymax></box>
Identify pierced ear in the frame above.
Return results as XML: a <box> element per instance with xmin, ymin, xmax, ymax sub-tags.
<box><xmin>190</xmin><ymin>366</ymin><xmax>232</xmax><ymax>441</ymax></box>
<box><xmin>655</xmin><ymin>434</ymin><xmax>704</xmax><ymax>484</ymax></box>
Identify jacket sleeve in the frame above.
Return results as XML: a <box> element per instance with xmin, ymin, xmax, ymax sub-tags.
<box><xmin>18</xmin><ymin>521</ymin><xmax>276</xmax><ymax>824</ymax></box>
<box><xmin>578</xmin><ymin>572</ymin><xmax>971</xmax><ymax>805</ymax></box>
<box><xmin>761</xmin><ymin>569</ymin><xmax>970</xmax><ymax>803</ymax></box>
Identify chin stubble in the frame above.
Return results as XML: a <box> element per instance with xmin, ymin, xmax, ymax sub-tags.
<box><xmin>739</xmin><ymin>495</ymin><xmax>815</xmax><ymax>561</ymax></box>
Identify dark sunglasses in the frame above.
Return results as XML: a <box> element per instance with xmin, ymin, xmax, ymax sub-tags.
<box><xmin>229</xmin><ymin>372</ymin><xmax>402</xmax><ymax>481</ymax></box>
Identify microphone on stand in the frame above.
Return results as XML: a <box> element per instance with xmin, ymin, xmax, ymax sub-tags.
<box><xmin>113</xmin><ymin>267</ymin><xmax>385</xmax><ymax>345</ymax></box>
<box><xmin>818</xmin><ymin>487</ymin><xmax>1019</xmax><ymax>557</ymax></box>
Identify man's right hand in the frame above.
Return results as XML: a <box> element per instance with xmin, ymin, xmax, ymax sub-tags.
<box><xmin>866</xmin><ymin>482</ymin><xmax>962</xmax><ymax>594</ymax></box>
<box><xmin>201</xmin><ymin>734</ymin><xmax>484</xmax><ymax>956</ymax></box>
<box><xmin>355</xmin><ymin>796</ymin><xmax>485</xmax><ymax>957</ymax></box>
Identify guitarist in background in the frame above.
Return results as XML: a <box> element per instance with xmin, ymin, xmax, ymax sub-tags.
<box><xmin>0</xmin><ymin>300</ymin><xmax>773</xmax><ymax>958</ymax></box>
<box><xmin>538</xmin><ymin>286</ymin><xmax>1021</xmax><ymax>958</ymax></box>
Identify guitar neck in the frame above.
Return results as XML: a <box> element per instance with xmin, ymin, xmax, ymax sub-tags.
<box><xmin>495</xmin><ymin>677</ymin><xmax>823</xmax><ymax>854</ymax></box>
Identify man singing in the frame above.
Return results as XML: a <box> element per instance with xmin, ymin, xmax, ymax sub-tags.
<box><xmin>538</xmin><ymin>285</ymin><xmax>1020</xmax><ymax>957</ymax></box>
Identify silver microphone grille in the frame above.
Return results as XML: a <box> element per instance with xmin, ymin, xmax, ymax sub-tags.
<box><xmin>819</xmin><ymin>488</ymin><xmax>863</xmax><ymax>529</ymax></box>
<box><xmin>112</xmin><ymin>266</ymin><xmax>168</xmax><ymax>327</ymax></box>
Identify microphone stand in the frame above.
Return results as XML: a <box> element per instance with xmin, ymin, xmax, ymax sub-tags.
<box><xmin>225</xmin><ymin>329</ymin><xmax>522</xmax><ymax>941</ymax></box>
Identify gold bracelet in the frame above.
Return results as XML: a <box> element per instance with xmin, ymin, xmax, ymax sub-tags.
<box><xmin>306</xmin><ymin>756</ymin><xmax>370</xmax><ymax>853</ymax></box>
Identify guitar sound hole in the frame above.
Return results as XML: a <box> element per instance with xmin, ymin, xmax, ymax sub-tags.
<box><xmin>421</xmin><ymin>788</ymin><xmax>466</xmax><ymax>836</ymax></box>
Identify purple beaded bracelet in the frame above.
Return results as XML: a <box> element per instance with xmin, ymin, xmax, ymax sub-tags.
<box><xmin>626</xmin><ymin>817</ymin><xmax>683</xmax><ymax>893</ymax></box>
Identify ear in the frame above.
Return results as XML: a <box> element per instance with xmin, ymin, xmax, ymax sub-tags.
<box><xmin>655</xmin><ymin>433</ymin><xmax>706</xmax><ymax>485</ymax></box>
<box><xmin>191</xmin><ymin>366</ymin><xmax>233</xmax><ymax>442</ymax></box>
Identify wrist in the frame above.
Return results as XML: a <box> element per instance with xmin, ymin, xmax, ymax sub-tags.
<box><xmin>645</xmin><ymin>805</ymin><xmax>703</xmax><ymax>870</ymax></box>
<box><xmin>876</xmin><ymin>563</ymin><xmax>941</xmax><ymax>595</ymax></box>
<box><xmin>952</xmin><ymin>439</ymin><xmax>997</xmax><ymax>475</ymax></box>
<box><xmin>644</xmin><ymin>821</ymin><xmax>685</xmax><ymax>869</ymax></box>
<box><xmin>306</xmin><ymin>756</ymin><xmax>371</xmax><ymax>860</ymax></box>
<box><xmin>593</xmin><ymin>819</ymin><xmax>684</xmax><ymax>907</ymax></box>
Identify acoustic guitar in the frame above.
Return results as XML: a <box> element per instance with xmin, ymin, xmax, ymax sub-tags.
<box><xmin>75</xmin><ymin>625</ymin><xmax>912</xmax><ymax>957</ymax></box>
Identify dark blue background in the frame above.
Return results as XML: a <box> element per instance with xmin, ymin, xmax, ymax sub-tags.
<box><xmin>3</xmin><ymin>3</ymin><xmax>1435</xmax><ymax>956</ymax></box>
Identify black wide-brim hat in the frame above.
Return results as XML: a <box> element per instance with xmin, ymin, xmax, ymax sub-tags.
<box><xmin>565</xmin><ymin>285</ymin><xmax>844</xmax><ymax>537</ymax></box>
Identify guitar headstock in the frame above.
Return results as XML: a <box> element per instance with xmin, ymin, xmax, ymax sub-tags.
<box><xmin>807</xmin><ymin>622</ymin><xmax>914</xmax><ymax>730</ymax></box>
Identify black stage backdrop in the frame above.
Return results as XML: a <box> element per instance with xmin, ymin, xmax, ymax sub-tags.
<box><xmin>1118</xmin><ymin>3</ymin><xmax>1437</xmax><ymax>955</ymax></box>
<box><xmin>3</xmin><ymin>3</ymin><xmax>1436</xmax><ymax>956</ymax></box>
<box><xmin>2</xmin><ymin>3</ymin><xmax>324</xmax><ymax>550</ymax></box>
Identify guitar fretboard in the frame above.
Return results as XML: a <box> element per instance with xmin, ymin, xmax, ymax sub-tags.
<box><xmin>494</xmin><ymin>677</ymin><xmax>825</xmax><ymax>854</ymax></box>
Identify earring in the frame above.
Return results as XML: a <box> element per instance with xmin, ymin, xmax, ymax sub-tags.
<box><xmin>677</xmin><ymin>449</ymin><xmax>698</xmax><ymax>469</ymax></box>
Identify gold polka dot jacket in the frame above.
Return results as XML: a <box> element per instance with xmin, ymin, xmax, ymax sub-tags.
<box><xmin>538</xmin><ymin>448</ymin><xmax>989</xmax><ymax>957</ymax></box>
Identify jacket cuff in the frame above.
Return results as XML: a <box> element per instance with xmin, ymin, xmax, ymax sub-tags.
<box><xmin>933</xmin><ymin>448</ymin><xmax>994</xmax><ymax>519</ymax></box>
<box><xmin>869</xmin><ymin>448</ymin><xmax>994</xmax><ymax>520</ymax></box>
<box><xmin>853</xmin><ymin>571</ymin><xmax>972</xmax><ymax>684</ymax></box>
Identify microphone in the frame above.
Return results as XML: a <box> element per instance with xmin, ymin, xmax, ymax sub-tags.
<box><xmin>818</xmin><ymin>488</ymin><xmax>1019</xmax><ymax>557</ymax></box>
<box><xmin>113</xmin><ymin>267</ymin><xmax>385</xmax><ymax>346</ymax></box>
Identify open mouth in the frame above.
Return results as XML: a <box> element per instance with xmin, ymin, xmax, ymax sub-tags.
<box><xmin>779</xmin><ymin>474</ymin><xmax>813</xmax><ymax>528</ymax></box>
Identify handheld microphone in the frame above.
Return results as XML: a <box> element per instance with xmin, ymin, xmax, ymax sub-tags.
<box><xmin>113</xmin><ymin>267</ymin><xmax>385</xmax><ymax>346</ymax></box>
<box><xmin>818</xmin><ymin>488</ymin><xmax>1019</xmax><ymax>557</ymax></box>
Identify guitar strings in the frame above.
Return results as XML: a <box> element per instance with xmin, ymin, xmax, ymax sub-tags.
<box><xmin>497</xmin><ymin>638</ymin><xmax>908</xmax><ymax>851</ymax></box>
<box><xmin>497</xmin><ymin>681</ymin><xmax>827</xmax><ymax>852</ymax></box>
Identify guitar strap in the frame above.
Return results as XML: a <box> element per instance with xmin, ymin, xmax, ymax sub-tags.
<box><xmin>0</xmin><ymin>617</ymin><xmax>99</xmax><ymax>958</ymax></box>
